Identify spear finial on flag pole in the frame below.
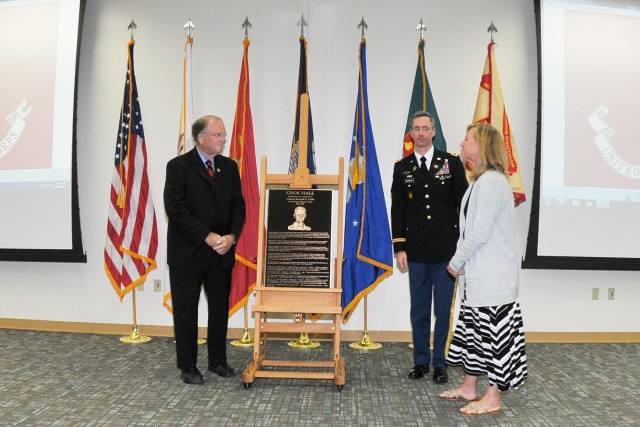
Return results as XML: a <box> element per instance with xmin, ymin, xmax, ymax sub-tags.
<box><xmin>298</xmin><ymin>14</ymin><xmax>307</xmax><ymax>36</ymax></box>
<box><xmin>242</xmin><ymin>16</ymin><xmax>252</xmax><ymax>38</ymax></box>
<box><xmin>488</xmin><ymin>20</ymin><xmax>498</xmax><ymax>42</ymax></box>
<box><xmin>358</xmin><ymin>17</ymin><xmax>368</xmax><ymax>39</ymax></box>
<box><xmin>128</xmin><ymin>18</ymin><xmax>137</xmax><ymax>40</ymax></box>
<box><xmin>416</xmin><ymin>18</ymin><xmax>426</xmax><ymax>40</ymax></box>
<box><xmin>184</xmin><ymin>18</ymin><xmax>194</xmax><ymax>37</ymax></box>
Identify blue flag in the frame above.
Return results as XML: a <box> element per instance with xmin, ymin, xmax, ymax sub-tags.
<box><xmin>288</xmin><ymin>35</ymin><xmax>316</xmax><ymax>174</ymax></box>
<box><xmin>341</xmin><ymin>39</ymin><xmax>393</xmax><ymax>324</ymax></box>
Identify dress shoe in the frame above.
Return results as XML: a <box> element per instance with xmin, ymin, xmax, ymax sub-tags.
<box><xmin>433</xmin><ymin>366</ymin><xmax>449</xmax><ymax>384</ymax></box>
<box><xmin>408</xmin><ymin>365</ymin><xmax>429</xmax><ymax>379</ymax></box>
<box><xmin>209</xmin><ymin>363</ymin><xmax>236</xmax><ymax>378</ymax></box>
<box><xmin>180</xmin><ymin>368</ymin><xmax>204</xmax><ymax>385</ymax></box>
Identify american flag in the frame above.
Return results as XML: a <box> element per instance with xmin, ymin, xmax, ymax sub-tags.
<box><xmin>104</xmin><ymin>40</ymin><xmax>158</xmax><ymax>299</ymax></box>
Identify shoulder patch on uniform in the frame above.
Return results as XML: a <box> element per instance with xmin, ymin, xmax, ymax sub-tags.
<box><xmin>451</xmin><ymin>152</ymin><xmax>459</xmax><ymax>157</ymax></box>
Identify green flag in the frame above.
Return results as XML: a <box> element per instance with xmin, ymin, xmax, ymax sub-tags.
<box><xmin>403</xmin><ymin>39</ymin><xmax>447</xmax><ymax>156</ymax></box>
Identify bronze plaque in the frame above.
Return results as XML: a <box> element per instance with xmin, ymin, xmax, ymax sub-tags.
<box><xmin>265</xmin><ymin>189</ymin><xmax>332</xmax><ymax>288</ymax></box>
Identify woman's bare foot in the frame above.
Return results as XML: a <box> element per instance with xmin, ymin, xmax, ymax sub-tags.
<box><xmin>439</xmin><ymin>386</ymin><xmax>477</xmax><ymax>401</ymax></box>
<box><xmin>460</xmin><ymin>401</ymin><xmax>501</xmax><ymax>416</ymax></box>
<box><xmin>460</xmin><ymin>385</ymin><xmax>501</xmax><ymax>415</ymax></box>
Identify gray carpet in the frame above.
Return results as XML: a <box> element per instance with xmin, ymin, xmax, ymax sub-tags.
<box><xmin>0</xmin><ymin>329</ymin><xmax>638</xmax><ymax>426</ymax></box>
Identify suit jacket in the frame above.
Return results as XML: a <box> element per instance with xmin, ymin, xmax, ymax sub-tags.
<box><xmin>164</xmin><ymin>148</ymin><xmax>246</xmax><ymax>271</ymax></box>
<box><xmin>391</xmin><ymin>149</ymin><xmax>468</xmax><ymax>263</ymax></box>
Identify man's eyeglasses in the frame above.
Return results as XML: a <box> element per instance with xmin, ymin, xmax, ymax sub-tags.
<box><xmin>201</xmin><ymin>132</ymin><xmax>227</xmax><ymax>139</ymax></box>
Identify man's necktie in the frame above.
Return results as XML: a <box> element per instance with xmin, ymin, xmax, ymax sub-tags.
<box><xmin>206</xmin><ymin>160</ymin><xmax>215</xmax><ymax>179</ymax></box>
<box><xmin>420</xmin><ymin>156</ymin><xmax>427</xmax><ymax>172</ymax></box>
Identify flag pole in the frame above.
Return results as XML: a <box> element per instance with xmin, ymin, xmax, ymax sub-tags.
<box><xmin>287</xmin><ymin>90</ymin><xmax>320</xmax><ymax>350</ymax></box>
<box><xmin>444</xmin><ymin>277</ymin><xmax>459</xmax><ymax>356</ymax></box>
<box><xmin>231</xmin><ymin>304</ymin><xmax>254</xmax><ymax>347</ymax></box>
<box><xmin>347</xmin><ymin>19</ymin><xmax>382</xmax><ymax>351</ymax></box>
<box><xmin>286</xmin><ymin>15</ymin><xmax>320</xmax><ymax>349</ymax></box>
<box><xmin>349</xmin><ymin>295</ymin><xmax>382</xmax><ymax>350</ymax></box>
<box><xmin>120</xmin><ymin>286</ymin><xmax>151</xmax><ymax>343</ymax></box>
<box><xmin>407</xmin><ymin>18</ymin><xmax>427</xmax><ymax>350</ymax></box>
<box><xmin>229</xmin><ymin>16</ymin><xmax>255</xmax><ymax>349</ymax></box>
<box><xmin>114</xmin><ymin>18</ymin><xmax>151</xmax><ymax>345</ymax></box>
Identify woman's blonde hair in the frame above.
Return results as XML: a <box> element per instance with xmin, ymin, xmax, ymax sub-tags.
<box><xmin>466</xmin><ymin>123</ymin><xmax>508</xmax><ymax>181</ymax></box>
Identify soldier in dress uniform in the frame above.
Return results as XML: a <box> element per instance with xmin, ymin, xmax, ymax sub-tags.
<box><xmin>391</xmin><ymin>111</ymin><xmax>468</xmax><ymax>384</ymax></box>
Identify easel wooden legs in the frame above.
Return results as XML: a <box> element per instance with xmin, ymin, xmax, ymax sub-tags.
<box><xmin>242</xmin><ymin>301</ymin><xmax>346</xmax><ymax>391</ymax></box>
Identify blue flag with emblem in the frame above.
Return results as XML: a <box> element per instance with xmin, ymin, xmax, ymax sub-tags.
<box><xmin>288</xmin><ymin>35</ymin><xmax>316</xmax><ymax>174</ymax></box>
<box><xmin>341</xmin><ymin>38</ymin><xmax>393</xmax><ymax>324</ymax></box>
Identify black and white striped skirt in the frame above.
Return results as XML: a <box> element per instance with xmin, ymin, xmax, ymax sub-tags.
<box><xmin>446</xmin><ymin>300</ymin><xmax>528</xmax><ymax>391</ymax></box>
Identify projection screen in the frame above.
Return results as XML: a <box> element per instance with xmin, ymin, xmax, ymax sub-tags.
<box><xmin>523</xmin><ymin>0</ymin><xmax>640</xmax><ymax>270</ymax></box>
<box><xmin>0</xmin><ymin>0</ymin><xmax>86</xmax><ymax>262</ymax></box>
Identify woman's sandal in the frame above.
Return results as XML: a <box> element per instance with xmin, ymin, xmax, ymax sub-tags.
<box><xmin>439</xmin><ymin>389</ymin><xmax>476</xmax><ymax>401</ymax></box>
<box><xmin>460</xmin><ymin>402</ymin><xmax>502</xmax><ymax>416</ymax></box>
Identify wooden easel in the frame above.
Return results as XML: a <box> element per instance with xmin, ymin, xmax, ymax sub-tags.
<box><xmin>242</xmin><ymin>94</ymin><xmax>346</xmax><ymax>391</ymax></box>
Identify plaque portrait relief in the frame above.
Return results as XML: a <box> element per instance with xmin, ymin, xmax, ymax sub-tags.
<box><xmin>288</xmin><ymin>206</ymin><xmax>311</xmax><ymax>231</ymax></box>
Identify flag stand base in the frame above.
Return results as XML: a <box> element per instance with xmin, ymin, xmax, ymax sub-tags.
<box><xmin>231</xmin><ymin>328</ymin><xmax>254</xmax><ymax>347</ymax></box>
<box><xmin>288</xmin><ymin>332</ymin><xmax>320</xmax><ymax>349</ymax></box>
<box><xmin>349</xmin><ymin>330</ymin><xmax>382</xmax><ymax>350</ymax></box>
<box><xmin>120</xmin><ymin>326</ymin><xmax>151</xmax><ymax>344</ymax></box>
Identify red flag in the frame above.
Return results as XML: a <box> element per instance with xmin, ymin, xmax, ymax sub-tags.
<box><xmin>104</xmin><ymin>40</ymin><xmax>158</xmax><ymax>299</ymax></box>
<box><xmin>472</xmin><ymin>41</ymin><xmax>526</xmax><ymax>206</ymax></box>
<box><xmin>228</xmin><ymin>37</ymin><xmax>259</xmax><ymax>316</ymax></box>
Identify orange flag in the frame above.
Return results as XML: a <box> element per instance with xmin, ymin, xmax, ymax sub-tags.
<box><xmin>228</xmin><ymin>37</ymin><xmax>259</xmax><ymax>316</ymax></box>
<box><xmin>473</xmin><ymin>41</ymin><xmax>526</xmax><ymax>206</ymax></box>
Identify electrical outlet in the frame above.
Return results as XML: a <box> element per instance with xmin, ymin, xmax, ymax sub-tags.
<box><xmin>591</xmin><ymin>288</ymin><xmax>599</xmax><ymax>300</ymax></box>
<box><xmin>137</xmin><ymin>283</ymin><xmax>144</xmax><ymax>292</ymax></box>
<box><xmin>154</xmin><ymin>280</ymin><xmax>161</xmax><ymax>292</ymax></box>
<box><xmin>607</xmin><ymin>288</ymin><xmax>615</xmax><ymax>300</ymax></box>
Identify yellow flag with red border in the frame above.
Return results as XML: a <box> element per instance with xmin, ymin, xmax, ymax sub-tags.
<box><xmin>473</xmin><ymin>41</ymin><xmax>526</xmax><ymax>206</ymax></box>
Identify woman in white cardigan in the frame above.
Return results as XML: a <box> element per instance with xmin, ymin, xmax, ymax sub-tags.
<box><xmin>439</xmin><ymin>124</ymin><xmax>527</xmax><ymax>416</ymax></box>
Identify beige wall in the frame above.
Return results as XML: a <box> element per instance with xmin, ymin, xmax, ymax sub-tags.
<box><xmin>1</xmin><ymin>0</ymin><xmax>638</xmax><ymax>335</ymax></box>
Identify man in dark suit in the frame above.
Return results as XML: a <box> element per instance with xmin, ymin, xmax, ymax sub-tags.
<box><xmin>391</xmin><ymin>111</ymin><xmax>467</xmax><ymax>384</ymax></box>
<box><xmin>164</xmin><ymin>115</ymin><xmax>246</xmax><ymax>385</ymax></box>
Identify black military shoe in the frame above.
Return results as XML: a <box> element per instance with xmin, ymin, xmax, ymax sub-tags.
<box><xmin>408</xmin><ymin>365</ymin><xmax>429</xmax><ymax>379</ymax></box>
<box><xmin>433</xmin><ymin>366</ymin><xmax>449</xmax><ymax>384</ymax></box>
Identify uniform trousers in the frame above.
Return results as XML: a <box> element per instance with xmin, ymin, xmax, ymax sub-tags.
<box><xmin>408</xmin><ymin>261</ymin><xmax>455</xmax><ymax>368</ymax></box>
<box><xmin>170</xmin><ymin>265</ymin><xmax>231</xmax><ymax>370</ymax></box>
